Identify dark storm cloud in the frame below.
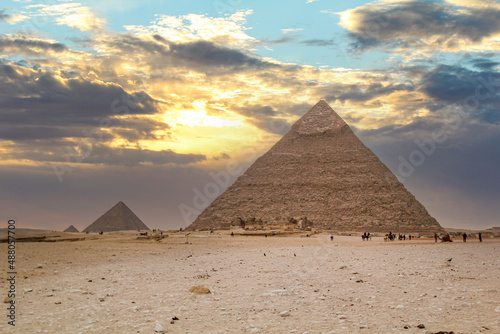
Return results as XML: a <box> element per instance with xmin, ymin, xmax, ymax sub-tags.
<box><xmin>419</xmin><ymin>65</ymin><xmax>500</xmax><ymax>122</ymax></box>
<box><xmin>320</xmin><ymin>82</ymin><xmax>413</xmax><ymax>103</ymax></box>
<box><xmin>235</xmin><ymin>104</ymin><xmax>277</xmax><ymax>117</ymax></box>
<box><xmin>420</xmin><ymin>65</ymin><xmax>480</xmax><ymax>102</ymax></box>
<box><xmin>232</xmin><ymin>103</ymin><xmax>291</xmax><ymax>135</ymax></box>
<box><xmin>0</xmin><ymin>36</ymin><xmax>68</xmax><ymax>55</ymax></box>
<box><xmin>0</xmin><ymin>125</ymin><xmax>101</xmax><ymax>141</ymax></box>
<box><xmin>2</xmin><ymin>140</ymin><xmax>205</xmax><ymax>166</ymax></box>
<box><xmin>358</xmin><ymin>118</ymin><xmax>440</xmax><ymax>138</ymax></box>
<box><xmin>341</xmin><ymin>0</ymin><xmax>500</xmax><ymax>51</ymax></box>
<box><xmin>212</xmin><ymin>153</ymin><xmax>231</xmax><ymax>160</ymax></box>
<box><xmin>0</xmin><ymin>10</ymin><xmax>10</xmax><ymax>22</ymax></box>
<box><xmin>106</xmin><ymin>33</ymin><xmax>276</xmax><ymax>72</ymax></box>
<box><xmin>359</xmin><ymin>117</ymin><xmax>500</xmax><ymax>198</ymax></box>
<box><xmin>469</xmin><ymin>58</ymin><xmax>500</xmax><ymax>70</ymax></box>
<box><xmin>476</xmin><ymin>109</ymin><xmax>500</xmax><ymax>124</ymax></box>
<box><xmin>82</xmin><ymin>146</ymin><xmax>206</xmax><ymax>166</ymax></box>
<box><xmin>0</xmin><ymin>63</ymin><xmax>163</xmax><ymax>142</ymax></box>
<box><xmin>112</xmin><ymin>117</ymin><xmax>173</xmax><ymax>142</ymax></box>
<box><xmin>168</xmin><ymin>40</ymin><xmax>272</xmax><ymax>68</ymax></box>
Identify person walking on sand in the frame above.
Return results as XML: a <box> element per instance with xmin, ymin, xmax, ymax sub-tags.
<box><xmin>434</xmin><ymin>233</ymin><xmax>438</xmax><ymax>243</ymax></box>
<box><xmin>478</xmin><ymin>233</ymin><xmax>482</xmax><ymax>242</ymax></box>
<box><xmin>463</xmin><ymin>233</ymin><xmax>467</xmax><ymax>242</ymax></box>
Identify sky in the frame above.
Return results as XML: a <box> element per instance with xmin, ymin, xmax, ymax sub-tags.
<box><xmin>1</xmin><ymin>0</ymin><xmax>499</xmax><ymax>231</ymax></box>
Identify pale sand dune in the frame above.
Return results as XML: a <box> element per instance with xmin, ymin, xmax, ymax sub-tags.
<box><xmin>2</xmin><ymin>233</ymin><xmax>499</xmax><ymax>333</ymax></box>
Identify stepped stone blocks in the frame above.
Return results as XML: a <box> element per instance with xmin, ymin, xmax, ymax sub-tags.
<box><xmin>188</xmin><ymin>100</ymin><xmax>443</xmax><ymax>233</ymax></box>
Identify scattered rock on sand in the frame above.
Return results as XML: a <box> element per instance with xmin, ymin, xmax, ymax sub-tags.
<box><xmin>189</xmin><ymin>286</ymin><xmax>211</xmax><ymax>294</ymax></box>
<box><xmin>154</xmin><ymin>323</ymin><xmax>165</xmax><ymax>333</ymax></box>
<box><xmin>280</xmin><ymin>310</ymin><xmax>290</xmax><ymax>317</ymax></box>
<box><xmin>4</xmin><ymin>297</ymin><xmax>12</xmax><ymax>303</ymax></box>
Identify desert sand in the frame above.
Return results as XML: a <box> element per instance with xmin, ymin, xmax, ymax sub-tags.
<box><xmin>1</xmin><ymin>232</ymin><xmax>499</xmax><ymax>334</ymax></box>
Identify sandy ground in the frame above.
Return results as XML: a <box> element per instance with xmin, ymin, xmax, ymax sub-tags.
<box><xmin>1</xmin><ymin>233</ymin><xmax>499</xmax><ymax>334</ymax></box>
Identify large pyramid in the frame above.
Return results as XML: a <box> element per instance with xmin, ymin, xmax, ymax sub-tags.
<box><xmin>188</xmin><ymin>100</ymin><xmax>443</xmax><ymax>233</ymax></box>
<box><xmin>83</xmin><ymin>201</ymin><xmax>149</xmax><ymax>233</ymax></box>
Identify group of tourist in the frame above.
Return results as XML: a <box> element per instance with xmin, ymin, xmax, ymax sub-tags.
<box><xmin>434</xmin><ymin>232</ymin><xmax>482</xmax><ymax>242</ymax></box>
<box><xmin>383</xmin><ymin>231</ymin><xmax>413</xmax><ymax>241</ymax></box>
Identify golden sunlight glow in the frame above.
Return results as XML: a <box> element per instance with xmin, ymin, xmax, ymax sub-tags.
<box><xmin>166</xmin><ymin>109</ymin><xmax>245</xmax><ymax>128</ymax></box>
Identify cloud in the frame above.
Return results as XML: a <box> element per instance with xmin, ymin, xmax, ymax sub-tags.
<box><xmin>94</xmin><ymin>33</ymin><xmax>276</xmax><ymax>76</ymax></box>
<box><xmin>0</xmin><ymin>35</ymin><xmax>68</xmax><ymax>56</ymax></box>
<box><xmin>0</xmin><ymin>64</ymin><xmax>160</xmax><ymax>128</ymax></box>
<box><xmin>301</xmin><ymin>38</ymin><xmax>336</xmax><ymax>47</ymax></box>
<box><xmin>27</xmin><ymin>2</ymin><xmax>105</xmax><ymax>31</ymax></box>
<box><xmin>0</xmin><ymin>62</ymin><xmax>182</xmax><ymax>167</ymax></box>
<box><xmin>0</xmin><ymin>9</ymin><xmax>497</xmax><ymax>174</ymax></box>
<box><xmin>419</xmin><ymin>64</ymin><xmax>500</xmax><ymax>116</ymax></box>
<box><xmin>323</xmin><ymin>82</ymin><xmax>413</xmax><ymax>103</ymax></box>
<box><xmin>466</xmin><ymin>55</ymin><xmax>500</xmax><ymax>70</ymax></box>
<box><xmin>339</xmin><ymin>0</ymin><xmax>500</xmax><ymax>53</ymax></box>
<box><xmin>0</xmin><ymin>9</ymin><xmax>29</xmax><ymax>24</ymax></box>
<box><xmin>260</xmin><ymin>35</ymin><xmax>296</xmax><ymax>45</ymax></box>
<box><xmin>159</xmin><ymin>38</ymin><xmax>275</xmax><ymax>70</ymax></box>
<box><xmin>0</xmin><ymin>135</ymin><xmax>203</xmax><ymax>167</ymax></box>
<box><xmin>281</xmin><ymin>28</ymin><xmax>303</xmax><ymax>34</ymax></box>
<box><xmin>125</xmin><ymin>10</ymin><xmax>255</xmax><ymax>48</ymax></box>
<box><xmin>80</xmin><ymin>146</ymin><xmax>206</xmax><ymax>166</ymax></box>
<box><xmin>232</xmin><ymin>103</ymin><xmax>292</xmax><ymax>135</ymax></box>
<box><xmin>0</xmin><ymin>10</ymin><xmax>7</xmax><ymax>22</ymax></box>
<box><xmin>446</xmin><ymin>0</ymin><xmax>500</xmax><ymax>10</ymax></box>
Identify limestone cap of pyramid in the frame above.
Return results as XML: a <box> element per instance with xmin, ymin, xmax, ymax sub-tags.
<box><xmin>291</xmin><ymin>100</ymin><xmax>347</xmax><ymax>136</ymax></box>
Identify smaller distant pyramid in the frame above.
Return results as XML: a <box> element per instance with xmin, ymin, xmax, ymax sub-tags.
<box><xmin>64</xmin><ymin>225</ymin><xmax>79</xmax><ymax>233</ymax></box>
<box><xmin>83</xmin><ymin>201</ymin><xmax>149</xmax><ymax>233</ymax></box>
